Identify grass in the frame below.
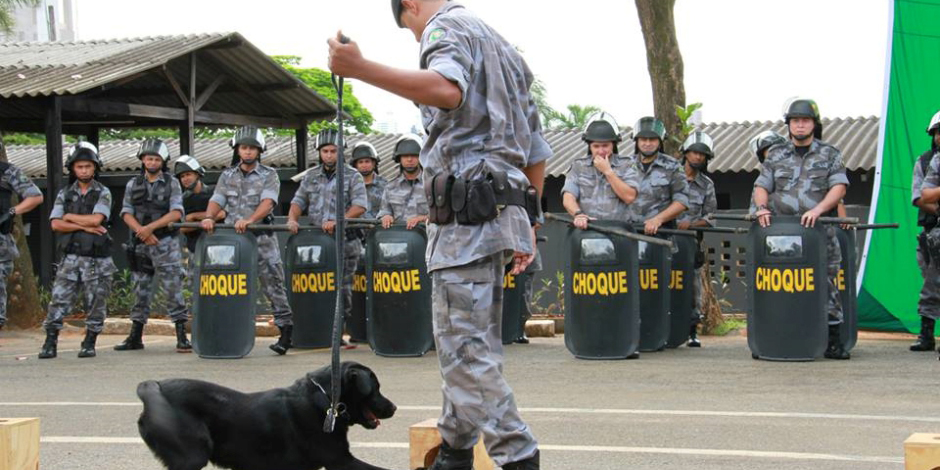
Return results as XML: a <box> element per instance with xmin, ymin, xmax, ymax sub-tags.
<box><xmin>707</xmin><ymin>318</ymin><xmax>746</xmax><ymax>336</ymax></box>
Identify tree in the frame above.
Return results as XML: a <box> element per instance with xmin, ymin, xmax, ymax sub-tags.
<box><xmin>271</xmin><ymin>56</ymin><xmax>374</xmax><ymax>135</ymax></box>
<box><xmin>545</xmin><ymin>104</ymin><xmax>602</xmax><ymax>131</ymax></box>
<box><xmin>635</xmin><ymin>0</ymin><xmax>685</xmax><ymax>155</ymax></box>
<box><xmin>0</xmin><ymin>0</ymin><xmax>36</xmax><ymax>33</ymax></box>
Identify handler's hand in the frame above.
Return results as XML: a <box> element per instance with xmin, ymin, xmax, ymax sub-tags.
<box><xmin>327</xmin><ymin>31</ymin><xmax>362</xmax><ymax>78</ymax></box>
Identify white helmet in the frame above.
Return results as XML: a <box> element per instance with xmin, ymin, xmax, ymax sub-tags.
<box><xmin>928</xmin><ymin>110</ymin><xmax>940</xmax><ymax>135</ymax></box>
<box><xmin>174</xmin><ymin>155</ymin><xmax>205</xmax><ymax>177</ymax></box>
<box><xmin>582</xmin><ymin>112</ymin><xmax>622</xmax><ymax>143</ymax></box>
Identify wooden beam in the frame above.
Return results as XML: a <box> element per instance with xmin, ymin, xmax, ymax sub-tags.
<box><xmin>161</xmin><ymin>65</ymin><xmax>190</xmax><ymax>107</ymax></box>
<box><xmin>41</xmin><ymin>96</ymin><xmax>63</xmax><ymax>288</ymax></box>
<box><xmin>184</xmin><ymin>53</ymin><xmax>196</xmax><ymax>156</ymax></box>
<box><xmin>61</xmin><ymin>97</ymin><xmax>187</xmax><ymax>121</ymax></box>
<box><xmin>194</xmin><ymin>110</ymin><xmax>300</xmax><ymax>129</ymax></box>
<box><xmin>296</xmin><ymin>122</ymin><xmax>308</xmax><ymax>171</ymax></box>
<box><xmin>194</xmin><ymin>75</ymin><xmax>226</xmax><ymax>111</ymax></box>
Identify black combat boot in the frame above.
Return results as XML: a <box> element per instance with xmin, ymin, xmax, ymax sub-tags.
<box><xmin>428</xmin><ymin>440</ymin><xmax>474</xmax><ymax>470</ymax></box>
<box><xmin>687</xmin><ymin>323</ymin><xmax>701</xmax><ymax>348</ymax></box>
<box><xmin>175</xmin><ymin>321</ymin><xmax>192</xmax><ymax>353</ymax></box>
<box><xmin>114</xmin><ymin>321</ymin><xmax>145</xmax><ymax>351</ymax></box>
<box><xmin>824</xmin><ymin>324</ymin><xmax>850</xmax><ymax>360</ymax></box>
<box><xmin>503</xmin><ymin>450</ymin><xmax>540</xmax><ymax>470</ymax></box>
<box><xmin>77</xmin><ymin>330</ymin><xmax>98</xmax><ymax>358</ymax></box>
<box><xmin>38</xmin><ymin>329</ymin><xmax>58</xmax><ymax>359</ymax></box>
<box><xmin>269</xmin><ymin>325</ymin><xmax>293</xmax><ymax>355</ymax></box>
<box><xmin>910</xmin><ymin>317</ymin><xmax>936</xmax><ymax>351</ymax></box>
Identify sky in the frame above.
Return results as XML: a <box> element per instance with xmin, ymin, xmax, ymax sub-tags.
<box><xmin>72</xmin><ymin>0</ymin><xmax>890</xmax><ymax>132</ymax></box>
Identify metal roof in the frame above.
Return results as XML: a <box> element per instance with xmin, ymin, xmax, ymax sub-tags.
<box><xmin>5</xmin><ymin>116</ymin><xmax>879</xmax><ymax>179</ymax></box>
<box><xmin>0</xmin><ymin>33</ymin><xmax>336</xmax><ymax>125</ymax></box>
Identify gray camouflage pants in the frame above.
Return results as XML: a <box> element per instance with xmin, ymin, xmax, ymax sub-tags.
<box><xmin>825</xmin><ymin>227</ymin><xmax>843</xmax><ymax>325</ymax></box>
<box><xmin>130</xmin><ymin>236</ymin><xmax>188</xmax><ymax>324</ymax></box>
<box><xmin>917</xmin><ymin>243</ymin><xmax>940</xmax><ymax>319</ymax></box>
<box><xmin>431</xmin><ymin>252</ymin><xmax>538</xmax><ymax>466</ymax></box>
<box><xmin>43</xmin><ymin>271</ymin><xmax>113</xmax><ymax>333</ymax></box>
<box><xmin>0</xmin><ymin>260</ymin><xmax>11</xmax><ymax>327</ymax></box>
<box><xmin>692</xmin><ymin>267</ymin><xmax>704</xmax><ymax>324</ymax></box>
<box><xmin>258</xmin><ymin>234</ymin><xmax>293</xmax><ymax>327</ymax></box>
<box><xmin>342</xmin><ymin>238</ymin><xmax>361</xmax><ymax>319</ymax></box>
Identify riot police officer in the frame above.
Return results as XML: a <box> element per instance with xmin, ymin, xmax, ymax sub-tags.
<box><xmin>175</xmin><ymin>155</ymin><xmax>226</xmax><ymax>253</ymax></box>
<box><xmin>913</xmin><ymin>110</ymin><xmax>940</xmax><ymax>351</ymax></box>
<box><xmin>0</xmin><ymin>143</ymin><xmax>43</xmax><ymax>333</ymax></box>
<box><xmin>288</xmin><ymin>129</ymin><xmax>368</xmax><ymax>335</ymax></box>
<box><xmin>115</xmin><ymin>139</ymin><xmax>190</xmax><ymax>353</ymax></box>
<box><xmin>677</xmin><ymin>131</ymin><xmax>718</xmax><ymax>347</ymax></box>
<box><xmin>200</xmin><ymin>126</ymin><xmax>295</xmax><ymax>355</ymax></box>
<box><xmin>39</xmin><ymin>143</ymin><xmax>116</xmax><ymax>359</ymax></box>
<box><xmin>378</xmin><ymin>134</ymin><xmax>429</xmax><ymax>229</ymax></box>
<box><xmin>626</xmin><ymin>116</ymin><xmax>690</xmax><ymax>233</ymax></box>
<box><xmin>753</xmin><ymin>98</ymin><xmax>851</xmax><ymax>360</ymax></box>
<box><xmin>562</xmin><ymin>112</ymin><xmax>639</xmax><ymax>228</ymax></box>
<box><xmin>350</xmin><ymin>141</ymin><xmax>387</xmax><ymax>220</ymax></box>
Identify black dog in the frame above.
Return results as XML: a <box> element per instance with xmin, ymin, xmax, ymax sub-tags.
<box><xmin>136</xmin><ymin>361</ymin><xmax>397</xmax><ymax>470</ymax></box>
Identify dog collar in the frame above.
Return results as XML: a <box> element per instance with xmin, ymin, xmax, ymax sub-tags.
<box><xmin>309</xmin><ymin>378</ymin><xmax>350</xmax><ymax>422</ymax></box>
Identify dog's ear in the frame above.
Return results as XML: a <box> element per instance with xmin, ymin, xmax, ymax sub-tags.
<box><xmin>351</xmin><ymin>368</ymin><xmax>373</xmax><ymax>396</ymax></box>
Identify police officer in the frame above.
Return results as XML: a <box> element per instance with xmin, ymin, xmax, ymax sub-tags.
<box><xmin>626</xmin><ymin>116</ymin><xmax>690</xmax><ymax>234</ymax></box>
<box><xmin>329</xmin><ymin>1</ymin><xmax>548</xmax><ymax>467</ymax></box>
<box><xmin>677</xmin><ymin>131</ymin><xmax>718</xmax><ymax>347</ymax></box>
<box><xmin>350</xmin><ymin>141</ymin><xmax>387</xmax><ymax>220</ymax></box>
<box><xmin>378</xmin><ymin>134</ymin><xmax>429</xmax><ymax>229</ymax></box>
<box><xmin>561</xmin><ymin>112</ymin><xmax>639</xmax><ymax>228</ymax></box>
<box><xmin>175</xmin><ymin>155</ymin><xmax>226</xmax><ymax>253</ymax></box>
<box><xmin>288</xmin><ymin>129</ymin><xmax>368</xmax><ymax>337</ymax></box>
<box><xmin>753</xmin><ymin>98</ymin><xmax>851</xmax><ymax>360</ymax></box>
<box><xmin>913</xmin><ymin>110</ymin><xmax>940</xmax><ymax>351</ymax></box>
<box><xmin>0</xmin><ymin>142</ymin><xmax>43</xmax><ymax>333</ymax></box>
<box><xmin>200</xmin><ymin>126</ymin><xmax>295</xmax><ymax>355</ymax></box>
<box><xmin>747</xmin><ymin>131</ymin><xmax>788</xmax><ymax>214</ymax></box>
<box><xmin>39</xmin><ymin>142</ymin><xmax>116</xmax><ymax>359</ymax></box>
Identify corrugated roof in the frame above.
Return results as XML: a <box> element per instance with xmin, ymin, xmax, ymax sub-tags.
<box><xmin>5</xmin><ymin>116</ymin><xmax>879</xmax><ymax>178</ymax></box>
<box><xmin>0</xmin><ymin>33</ymin><xmax>336</xmax><ymax>124</ymax></box>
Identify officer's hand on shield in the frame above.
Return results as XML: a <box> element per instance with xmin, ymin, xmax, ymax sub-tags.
<box><xmin>755</xmin><ymin>209</ymin><xmax>772</xmax><ymax>228</ymax></box>
<box><xmin>644</xmin><ymin>216</ymin><xmax>663</xmax><ymax>235</ymax></box>
<box><xmin>381</xmin><ymin>215</ymin><xmax>394</xmax><ymax>229</ymax></box>
<box><xmin>201</xmin><ymin>217</ymin><xmax>215</xmax><ymax>234</ymax></box>
<box><xmin>234</xmin><ymin>219</ymin><xmax>250</xmax><ymax>234</ymax></box>
<box><xmin>287</xmin><ymin>219</ymin><xmax>300</xmax><ymax>234</ymax></box>
<box><xmin>509</xmin><ymin>226</ymin><xmax>537</xmax><ymax>275</ymax></box>
<box><xmin>322</xmin><ymin>220</ymin><xmax>336</xmax><ymax>235</ymax></box>
<box><xmin>327</xmin><ymin>31</ymin><xmax>362</xmax><ymax>78</ymax></box>
<box><xmin>573</xmin><ymin>213</ymin><xmax>594</xmax><ymax>230</ymax></box>
<box><xmin>406</xmin><ymin>215</ymin><xmax>426</xmax><ymax>230</ymax></box>
<box><xmin>800</xmin><ymin>208</ymin><xmax>822</xmax><ymax>228</ymax></box>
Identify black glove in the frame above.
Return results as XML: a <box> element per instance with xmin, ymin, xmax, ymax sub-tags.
<box><xmin>0</xmin><ymin>208</ymin><xmax>16</xmax><ymax>234</ymax></box>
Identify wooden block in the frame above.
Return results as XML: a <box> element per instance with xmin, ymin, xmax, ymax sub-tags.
<box><xmin>525</xmin><ymin>320</ymin><xmax>555</xmax><ymax>338</ymax></box>
<box><xmin>906</xmin><ymin>433</ymin><xmax>940</xmax><ymax>470</ymax></box>
<box><xmin>0</xmin><ymin>418</ymin><xmax>39</xmax><ymax>470</ymax></box>
<box><xmin>409</xmin><ymin>418</ymin><xmax>494</xmax><ymax>470</ymax></box>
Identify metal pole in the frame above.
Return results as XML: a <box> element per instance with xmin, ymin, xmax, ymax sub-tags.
<box><xmin>545</xmin><ymin>213</ymin><xmax>673</xmax><ymax>249</ymax></box>
<box><xmin>709</xmin><ymin>213</ymin><xmax>860</xmax><ymax>225</ymax></box>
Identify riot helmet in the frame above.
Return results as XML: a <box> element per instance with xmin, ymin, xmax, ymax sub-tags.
<box><xmin>350</xmin><ymin>141</ymin><xmax>380</xmax><ymax>177</ymax></box>
<box><xmin>393</xmin><ymin>133</ymin><xmax>424</xmax><ymax>163</ymax></box>
<box><xmin>681</xmin><ymin>131</ymin><xmax>714</xmax><ymax>159</ymax></box>
<box><xmin>582</xmin><ymin>112</ymin><xmax>622</xmax><ymax>144</ymax></box>
<box><xmin>66</xmin><ymin>141</ymin><xmax>102</xmax><ymax>182</ymax></box>
<box><xmin>927</xmin><ymin>110</ymin><xmax>940</xmax><ymax>136</ymax></box>
<box><xmin>174</xmin><ymin>155</ymin><xmax>206</xmax><ymax>178</ymax></box>
<box><xmin>748</xmin><ymin>131</ymin><xmax>787</xmax><ymax>163</ymax></box>
<box><xmin>137</xmin><ymin>138</ymin><xmax>170</xmax><ymax>162</ymax></box>
<box><xmin>230</xmin><ymin>126</ymin><xmax>266</xmax><ymax>152</ymax></box>
<box><xmin>315</xmin><ymin>128</ymin><xmax>343</xmax><ymax>166</ymax></box>
<box><xmin>784</xmin><ymin>98</ymin><xmax>823</xmax><ymax>140</ymax></box>
<box><xmin>633</xmin><ymin>116</ymin><xmax>666</xmax><ymax>156</ymax></box>
<box><xmin>391</xmin><ymin>0</ymin><xmax>405</xmax><ymax>28</ymax></box>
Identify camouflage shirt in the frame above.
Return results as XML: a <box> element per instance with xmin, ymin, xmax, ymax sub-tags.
<box><xmin>377</xmin><ymin>173</ymin><xmax>428</xmax><ymax>221</ymax></box>
<box><xmin>119</xmin><ymin>173</ymin><xmax>185</xmax><ymax>219</ymax></box>
<box><xmin>363</xmin><ymin>174</ymin><xmax>388</xmax><ymax>220</ymax></box>
<box><xmin>754</xmin><ymin>140</ymin><xmax>849</xmax><ymax>215</ymax></box>
<box><xmin>561</xmin><ymin>154</ymin><xmax>639</xmax><ymax>221</ymax></box>
<box><xmin>626</xmin><ymin>152</ymin><xmax>690</xmax><ymax>223</ymax></box>
<box><xmin>209</xmin><ymin>163</ymin><xmax>280</xmax><ymax>224</ymax></box>
<box><xmin>0</xmin><ymin>163</ymin><xmax>42</xmax><ymax>262</ymax></box>
<box><xmin>678</xmin><ymin>171</ymin><xmax>716</xmax><ymax>225</ymax></box>
<box><xmin>291</xmin><ymin>164</ymin><xmax>368</xmax><ymax>226</ymax></box>
<box><xmin>419</xmin><ymin>2</ymin><xmax>552</xmax><ymax>272</ymax></box>
<box><xmin>50</xmin><ymin>179</ymin><xmax>116</xmax><ymax>280</ymax></box>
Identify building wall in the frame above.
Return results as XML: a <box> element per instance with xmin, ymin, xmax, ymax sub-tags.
<box><xmin>0</xmin><ymin>0</ymin><xmax>76</xmax><ymax>43</ymax></box>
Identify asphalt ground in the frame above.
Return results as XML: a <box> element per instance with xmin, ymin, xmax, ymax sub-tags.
<box><xmin>0</xmin><ymin>327</ymin><xmax>936</xmax><ymax>470</ymax></box>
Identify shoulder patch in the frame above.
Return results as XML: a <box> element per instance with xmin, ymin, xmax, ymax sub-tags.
<box><xmin>18</xmin><ymin>173</ymin><xmax>29</xmax><ymax>184</ymax></box>
<box><xmin>427</xmin><ymin>28</ymin><xmax>446</xmax><ymax>44</ymax></box>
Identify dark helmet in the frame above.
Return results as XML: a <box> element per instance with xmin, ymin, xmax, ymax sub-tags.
<box><xmin>393</xmin><ymin>134</ymin><xmax>424</xmax><ymax>163</ymax></box>
<box><xmin>680</xmin><ymin>131</ymin><xmax>714</xmax><ymax>160</ymax></box>
<box><xmin>784</xmin><ymin>98</ymin><xmax>823</xmax><ymax>139</ymax></box>
<box><xmin>136</xmin><ymin>138</ymin><xmax>170</xmax><ymax>162</ymax></box>
<box><xmin>582</xmin><ymin>112</ymin><xmax>622</xmax><ymax>144</ymax></box>
<box><xmin>230</xmin><ymin>126</ymin><xmax>266</xmax><ymax>152</ymax></box>
<box><xmin>927</xmin><ymin>110</ymin><xmax>940</xmax><ymax>136</ymax></box>
<box><xmin>174</xmin><ymin>155</ymin><xmax>205</xmax><ymax>178</ymax></box>
<box><xmin>349</xmin><ymin>142</ymin><xmax>379</xmax><ymax>166</ymax></box>
<box><xmin>633</xmin><ymin>116</ymin><xmax>667</xmax><ymax>141</ymax></box>
<box><xmin>748</xmin><ymin>131</ymin><xmax>787</xmax><ymax>163</ymax></box>
<box><xmin>315</xmin><ymin>128</ymin><xmax>342</xmax><ymax>151</ymax></box>
<box><xmin>391</xmin><ymin>0</ymin><xmax>405</xmax><ymax>28</ymax></box>
<box><xmin>66</xmin><ymin>141</ymin><xmax>102</xmax><ymax>170</ymax></box>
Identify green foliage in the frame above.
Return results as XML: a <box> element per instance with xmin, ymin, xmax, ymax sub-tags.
<box><xmin>2</xmin><ymin>133</ymin><xmax>45</xmax><ymax>145</ymax></box>
<box><xmin>0</xmin><ymin>0</ymin><xmax>38</xmax><ymax>33</ymax></box>
<box><xmin>531</xmin><ymin>270</ymin><xmax>565</xmax><ymax>315</ymax></box>
<box><xmin>107</xmin><ymin>269</ymin><xmax>137</xmax><ymax>315</ymax></box>
<box><xmin>543</xmin><ymin>104</ymin><xmax>602</xmax><ymax>131</ymax></box>
<box><xmin>670</xmin><ymin>102</ymin><xmax>703</xmax><ymax>149</ymax></box>
<box><xmin>270</xmin><ymin>55</ymin><xmax>374</xmax><ymax>135</ymax></box>
<box><xmin>708</xmin><ymin>318</ymin><xmax>745</xmax><ymax>336</ymax></box>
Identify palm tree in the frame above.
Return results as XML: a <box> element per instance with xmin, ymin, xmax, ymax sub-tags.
<box><xmin>547</xmin><ymin>104</ymin><xmax>602</xmax><ymax>131</ymax></box>
<box><xmin>0</xmin><ymin>0</ymin><xmax>37</xmax><ymax>34</ymax></box>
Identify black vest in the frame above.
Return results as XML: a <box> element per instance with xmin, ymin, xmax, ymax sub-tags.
<box><xmin>0</xmin><ymin>162</ymin><xmax>14</xmax><ymax>235</ymax></box>
<box><xmin>918</xmin><ymin>150</ymin><xmax>938</xmax><ymax>230</ymax></box>
<box><xmin>58</xmin><ymin>185</ymin><xmax>112</xmax><ymax>258</ymax></box>
<box><xmin>130</xmin><ymin>173</ymin><xmax>178</xmax><ymax>238</ymax></box>
<box><xmin>182</xmin><ymin>184</ymin><xmax>213</xmax><ymax>252</ymax></box>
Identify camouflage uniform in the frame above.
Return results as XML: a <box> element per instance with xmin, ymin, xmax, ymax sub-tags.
<box><xmin>754</xmin><ymin>140</ymin><xmax>849</xmax><ymax>324</ymax></box>
<box><xmin>43</xmin><ymin>180</ymin><xmax>117</xmax><ymax>333</ymax></box>
<box><xmin>363</xmin><ymin>174</ymin><xmax>388</xmax><ymax>220</ymax></box>
<box><xmin>419</xmin><ymin>2</ymin><xmax>550</xmax><ymax>464</ymax></box>
<box><xmin>918</xmin><ymin>152</ymin><xmax>940</xmax><ymax>319</ymax></box>
<box><xmin>376</xmin><ymin>173</ymin><xmax>428</xmax><ymax>222</ymax></box>
<box><xmin>209</xmin><ymin>163</ymin><xmax>293</xmax><ymax>327</ymax></box>
<box><xmin>626</xmin><ymin>152</ymin><xmax>690</xmax><ymax>223</ymax></box>
<box><xmin>0</xmin><ymin>164</ymin><xmax>41</xmax><ymax>329</ymax></box>
<box><xmin>679</xmin><ymin>172</ymin><xmax>717</xmax><ymax>323</ymax></box>
<box><xmin>561</xmin><ymin>154</ymin><xmax>639</xmax><ymax>220</ymax></box>
<box><xmin>291</xmin><ymin>163</ymin><xmax>369</xmax><ymax>318</ymax></box>
<box><xmin>120</xmin><ymin>174</ymin><xmax>187</xmax><ymax>324</ymax></box>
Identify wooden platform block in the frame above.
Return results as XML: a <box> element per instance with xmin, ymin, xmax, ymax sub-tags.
<box><xmin>525</xmin><ymin>320</ymin><xmax>555</xmax><ymax>338</ymax></box>
<box><xmin>905</xmin><ymin>433</ymin><xmax>940</xmax><ymax>470</ymax></box>
<box><xmin>0</xmin><ymin>418</ymin><xmax>39</xmax><ymax>470</ymax></box>
<box><xmin>409</xmin><ymin>418</ymin><xmax>494</xmax><ymax>470</ymax></box>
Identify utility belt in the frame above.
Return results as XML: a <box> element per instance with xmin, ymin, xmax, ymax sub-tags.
<box><xmin>61</xmin><ymin>232</ymin><xmax>112</xmax><ymax>259</ymax></box>
<box><xmin>425</xmin><ymin>171</ymin><xmax>540</xmax><ymax>226</ymax></box>
<box><xmin>924</xmin><ymin>227</ymin><xmax>940</xmax><ymax>267</ymax></box>
<box><xmin>123</xmin><ymin>240</ymin><xmax>155</xmax><ymax>275</ymax></box>
<box><xmin>256</xmin><ymin>213</ymin><xmax>275</xmax><ymax>237</ymax></box>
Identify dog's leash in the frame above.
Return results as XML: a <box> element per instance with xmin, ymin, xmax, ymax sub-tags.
<box><xmin>324</xmin><ymin>33</ymin><xmax>351</xmax><ymax>434</ymax></box>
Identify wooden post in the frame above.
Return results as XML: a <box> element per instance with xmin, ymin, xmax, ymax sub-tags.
<box><xmin>184</xmin><ymin>53</ymin><xmax>196</xmax><ymax>156</ymax></box>
<box><xmin>409</xmin><ymin>418</ymin><xmax>494</xmax><ymax>470</ymax></box>
<box><xmin>296</xmin><ymin>123</ymin><xmax>308</xmax><ymax>171</ymax></box>
<box><xmin>41</xmin><ymin>96</ymin><xmax>63</xmax><ymax>288</ymax></box>
<box><xmin>0</xmin><ymin>418</ymin><xmax>40</xmax><ymax>470</ymax></box>
<box><xmin>86</xmin><ymin>126</ymin><xmax>99</xmax><ymax>151</ymax></box>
